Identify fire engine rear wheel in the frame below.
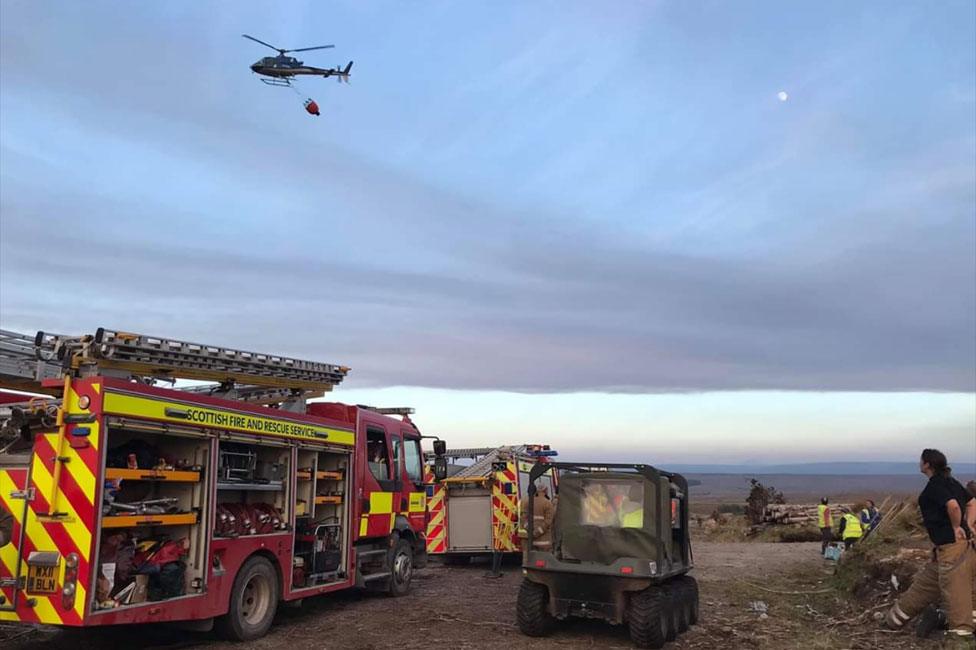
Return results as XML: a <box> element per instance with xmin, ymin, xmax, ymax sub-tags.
<box><xmin>628</xmin><ymin>586</ymin><xmax>669</xmax><ymax>649</ymax></box>
<box><xmin>675</xmin><ymin>575</ymin><xmax>699</xmax><ymax>625</ymax></box>
<box><xmin>215</xmin><ymin>555</ymin><xmax>279</xmax><ymax>641</ymax></box>
<box><xmin>516</xmin><ymin>578</ymin><xmax>555</xmax><ymax>637</ymax></box>
<box><xmin>388</xmin><ymin>538</ymin><xmax>413</xmax><ymax>596</ymax></box>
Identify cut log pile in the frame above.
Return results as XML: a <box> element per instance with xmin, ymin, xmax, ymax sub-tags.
<box><xmin>761</xmin><ymin>503</ymin><xmax>855</xmax><ymax>526</ymax></box>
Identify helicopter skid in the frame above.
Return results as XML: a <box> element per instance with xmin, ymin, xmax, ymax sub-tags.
<box><xmin>259</xmin><ymin>77</ymin><xmax>293</xmax><ymax>87</ymax></box>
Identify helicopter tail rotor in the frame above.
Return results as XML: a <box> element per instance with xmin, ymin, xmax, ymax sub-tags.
<box><xmin>333</xmin><ymin>61</ymin><xmax>353</xmax><ymax>83</ymax></box>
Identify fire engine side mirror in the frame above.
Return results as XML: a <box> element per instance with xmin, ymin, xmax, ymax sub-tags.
<box><xmin>433</xmin><ymin>457</ymin><xmax>448</xmax><ymax>482</ymax></box>
<box><xmin>433</xmin><ymin>439</ymin><xmax>446</xmax><ymax>456</ymax></box>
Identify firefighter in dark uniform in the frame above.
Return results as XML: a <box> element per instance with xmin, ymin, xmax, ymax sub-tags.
<box><xmin>885</xmin><ymin>449</ymin><xmax>975</xmax><ymax>642</ymax></box>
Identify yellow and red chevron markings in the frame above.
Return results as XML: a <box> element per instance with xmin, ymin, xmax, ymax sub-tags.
<box><xmin>490</xmin><ymin>462</ymin><xmax>519</xmax><ymax>552</ymax></box>
<box><xmin>0</xmin><ymin>379</ymin><xmax>101</xmax><ymax>625</ymax></box>
<box><xmin>424</xmin><ymin>467</ymin><xmax>447</xmax><ymax>554</ymax></box>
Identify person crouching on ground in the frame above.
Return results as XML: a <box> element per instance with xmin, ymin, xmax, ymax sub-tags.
<box><xmin>885</xmin><ymin>449</ymin><xmax>975</xmax><ymax>641</ymax></box>
<box><xmin>818</xmin><ymin>497</ymin><xmax>832</xmax><ymax>555</ymax></box>
<box><xmin>838</xmin><ymin>506</ymin><xmax>863</xmax><ymax>550</ymax></box>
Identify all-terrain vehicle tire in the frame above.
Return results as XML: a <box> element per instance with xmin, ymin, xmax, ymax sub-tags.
<box><xmin>516</xmin><ymin>578</ymin><xmax>555</xmax><ymax>637</ymax></box>
<box><xmin>388</xmin><ymin>537</ymin><xmax>414</xmax><ymax>596</ymax></box>
<box><xmin>668</xmin><ymin>580</ymin><xmax>692</xmax><ymax>633</ymax></box>
<box><xmin>215</xmin><ymin>555</ymin><xmax>280</xmax><ymax>641</ymax></box>
<box><xmin>628</xmin><ymin>586</ymin><xmax>669</xmax><ymax>649</ymax></box>
<box><xmin>662</xmin><ymin>583</ymin><xmax>682</xmax><ymax>640</ymax></box>
<box><xmin>675</xmin><ymin>575</ymin><xmax>700</xmax><ymax>625</ymax></box>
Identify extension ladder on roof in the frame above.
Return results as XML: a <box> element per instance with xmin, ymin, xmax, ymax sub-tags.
<box><xmin>0</xmin><ymin>327</ymin><xmax>349</xmax><ymax>399</ymax></box>
<box><xmin>0</xmin><ymin>329</ymin><xmax>63</xmax><ymax>389</ymax></box>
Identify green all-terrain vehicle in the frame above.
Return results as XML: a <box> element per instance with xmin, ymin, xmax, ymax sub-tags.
<box><xmin>517</xmin><ymin>462</ymin><xmax>698</xmax><ymax>648</ymax></box>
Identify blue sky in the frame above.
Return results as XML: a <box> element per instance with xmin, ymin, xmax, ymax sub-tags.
<box><xmin>1</xmin><ymin>1</ymin><xmax>974</xmax><ymax>465</ymax></box>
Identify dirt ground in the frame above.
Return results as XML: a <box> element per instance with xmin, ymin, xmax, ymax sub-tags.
<box><xmin>2</xmin><ymin>542</ymin><xmax>951</xmax><ymax>650</ymax></box>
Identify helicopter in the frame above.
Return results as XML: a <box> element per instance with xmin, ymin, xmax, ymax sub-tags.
<box><xmin>243</xmin><ymin>34</ymin><xmax>353</xmax><ymax>87</ymax></box>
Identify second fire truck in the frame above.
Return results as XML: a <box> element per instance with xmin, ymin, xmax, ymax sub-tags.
<box><xmin>0</xmin><ymin>328</ymin><xmax>447</xmax><ymax>640</ymax></box>
<box><xmin>424</xmin><ymin>445</ymin><xmax>557</xmax><ymax>562</ymax></box>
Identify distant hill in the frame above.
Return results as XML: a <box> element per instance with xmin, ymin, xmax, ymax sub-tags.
<box><xmin>662</xmin><ymin>461</ymin><xmax>976</xmax><ymax>476</ymax></box>
<box><xmin>684</xmin><ymin>472</ymin><xmax>926</xmax><ymax>507</ymax></box>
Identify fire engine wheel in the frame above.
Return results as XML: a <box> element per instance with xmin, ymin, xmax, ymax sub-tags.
<box><xmin>628</xmin><ymin>586</ymin><xmax>669</xmax><ymax>649</ymax></box>
<box><xmin>388</xmin><ymin>538</ymin><xmax>413</xmax><ymax>597</ymax></box>
<box><xmin>675</xmin><ymin>575</ymin><xmax>699</xmax><ymax>625</ymax></box>
<box><xmin>516</xmin><ymin>578</ymin><xmax>555</xmax><ymax>637</ymax></box>
<box><xmin>216</xmin><ymin>556</ymin><xmax>279</xmax><ymax>641</ymax></box>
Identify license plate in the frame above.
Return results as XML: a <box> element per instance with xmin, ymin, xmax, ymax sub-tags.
<box><xmin>27</xmin><ymin>563</ymin><xmax>59</xmax><ymax>594</ymax></box>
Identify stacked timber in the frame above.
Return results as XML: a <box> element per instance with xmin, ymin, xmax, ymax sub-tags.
<box><xmin>762</xmin><ymin>503</ymin><xmax>855</xmax><ymax>525</ymax></box>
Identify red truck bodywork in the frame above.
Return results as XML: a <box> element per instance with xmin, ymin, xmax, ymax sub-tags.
<box><xmin>0</xmin><ymin>376</ymin><xmax>429</xmax><ymax>630</ymax></box>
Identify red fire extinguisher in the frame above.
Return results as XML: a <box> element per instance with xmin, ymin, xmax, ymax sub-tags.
<box><xmin>303</xmin><ymin>99</ymin><xmax>320</xmax><ymax>116</ymax></box>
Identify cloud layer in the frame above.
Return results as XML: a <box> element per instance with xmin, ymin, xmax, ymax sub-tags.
<box><xmin>1</xmin><ymin>2</ymin><xmax>974</xmax><ymax>394</ymax></box>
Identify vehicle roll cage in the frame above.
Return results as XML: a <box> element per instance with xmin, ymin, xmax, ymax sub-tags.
<box><xmin>524</xmin><ymin>461</ymin><xmax>692</xmax><ymax>569</ymax></box>
<box><xmin>527</xmin><ymin>461</ymin><xmax>689</xmax><ymax>495</ymax></box>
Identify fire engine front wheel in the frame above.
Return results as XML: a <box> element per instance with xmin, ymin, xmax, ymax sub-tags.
<box><xmin>388</xmin><ymin>538</ymin><xmax>413</xmax><ymax>596</ymax></box>
<box><xmin>216</xmin><ymin>556</ymin><xmax>280</xmax><ymax>641</ymax></box>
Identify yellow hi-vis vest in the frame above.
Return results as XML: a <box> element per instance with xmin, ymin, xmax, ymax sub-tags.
<box><xmin>842</xmin><ymin>513</ymin><xmax>863</xmax><ymax>539</ymax></box>
<box><xmin>621</xmin><ymin>508</ymin><xmax>644</xmax><ymax>528</ymax></box>
<box><xmin>817</xmin><ymin>504</ymin><xmax>830</xmax><ymax>528</ymax></box>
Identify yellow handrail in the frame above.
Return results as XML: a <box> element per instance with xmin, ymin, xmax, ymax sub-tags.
<box><xmin>45</xmin><ymin>375</ymin><xmax>71</xmax><ymax>517</ymax></box>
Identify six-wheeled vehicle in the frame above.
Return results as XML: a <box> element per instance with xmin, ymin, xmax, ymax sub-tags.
<box><xmin>517</xmin><ymin>462</ymin><xmax>698</xmax><ymax>648</ymax></box>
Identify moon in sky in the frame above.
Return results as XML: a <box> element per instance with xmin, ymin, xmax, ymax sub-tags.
<box><xmin>777</xmin><ymin>91</ymin><xmax>789</xmax><ymax>102</ymax></box>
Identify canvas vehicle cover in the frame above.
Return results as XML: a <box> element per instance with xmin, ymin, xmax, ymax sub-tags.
<box><xmin>552</xmin><ymin>473</ymin><xmax>672</xmax><ymax>566</ymax></box>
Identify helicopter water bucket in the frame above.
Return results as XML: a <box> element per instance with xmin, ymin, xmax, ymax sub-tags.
<box><xmin>303</xmin><ymin>99</ymin><xmax>320</xmax><ymax>116</ymax></box>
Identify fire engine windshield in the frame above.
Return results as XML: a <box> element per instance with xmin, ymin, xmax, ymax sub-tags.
<box><xmin>551</xmin><ymin>473</ymin><xmax>662</xmax><ymax>565</ymax></box>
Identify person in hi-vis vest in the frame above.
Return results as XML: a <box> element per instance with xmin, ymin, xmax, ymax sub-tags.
<box><xmin>817</xmin><ymin>497</ymin><xmax>832</xmax><ymax>555</ymax></box>
<box><xmin>838</xmin><ymin>507</ymin><xmax>863</xmax><ymax>550</ymax></box>
<box><xmin>618</xmin><ymin>484</ymin><xmax>644</xmax><ymax>528</ymax></box>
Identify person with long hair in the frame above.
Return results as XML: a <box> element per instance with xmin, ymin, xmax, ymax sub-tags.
<box><xmin>885</xmin><ymin>449</ymin><xmax>975</xmax><ymax>641</ymax></box>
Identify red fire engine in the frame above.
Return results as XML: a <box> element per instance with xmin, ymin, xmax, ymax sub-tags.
<box><xmin>0</xmin><ymin>328</ymin><xmax>447</xmax><ymax>640</ymax></box>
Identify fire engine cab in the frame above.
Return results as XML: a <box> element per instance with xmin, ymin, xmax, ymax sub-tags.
<box><xmin>0</xmin><ymin>328</ymin><xmax>447</xmax><ymax>640</ymax></box>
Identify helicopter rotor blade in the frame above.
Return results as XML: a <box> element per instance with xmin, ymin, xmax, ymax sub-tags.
<box><xmin>242</xmin><ymin>34</ymin><xmax>282</xmax><ymax>53</ymax></box>
<box><xmin>287</xmin><ymin>44</ymin><xmax>335</xmax><ymax>53</ymax></box>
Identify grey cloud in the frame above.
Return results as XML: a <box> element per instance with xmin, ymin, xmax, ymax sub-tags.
<box><xmin>1</xmin><ymin>2</ymin><xmax>973</xmax><ymax>394</ymax></box>
<box><xmin>2</xmin><ymin>151</ymin><xmax>973</xmax><ymax>393</ymax></box>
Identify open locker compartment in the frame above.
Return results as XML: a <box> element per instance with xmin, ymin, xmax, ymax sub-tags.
<box><xmin>94</xmin><ymin>423</ymin><xmax>211</xmax><ymax>612</ymax></box>
<box><xmin>292</xmin><ymin>446</ymin><xmax>350</xmax><ymax>590</ymax></box>
<box><xmin>214</xmin><ymin>436</ymin><xmax>291</xmax><ymax>537</ymax></box>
